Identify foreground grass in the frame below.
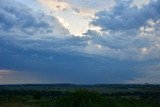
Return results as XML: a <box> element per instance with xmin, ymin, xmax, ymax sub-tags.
<box><xmin>0</xmin><ymin>89</ymin><xmax>160</xmax><ymax>107</ymax></box>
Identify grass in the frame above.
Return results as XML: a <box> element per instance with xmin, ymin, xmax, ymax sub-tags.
<box><xmin>0</xmin><ymin>84</ymin><xmax>160</xmax><ymax>107</ymax></box>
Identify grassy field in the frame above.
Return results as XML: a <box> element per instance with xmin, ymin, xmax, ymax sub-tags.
<box><xmin>0</xmin><ymin>84</ymin><xmax>160</xmax><ymax>107</ymax></box>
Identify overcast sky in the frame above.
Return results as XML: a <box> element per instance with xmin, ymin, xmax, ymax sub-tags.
<box><xmin>0</xmin><ymin>0</ymin><xmax>160</xmax><ymax>84</ymax></box>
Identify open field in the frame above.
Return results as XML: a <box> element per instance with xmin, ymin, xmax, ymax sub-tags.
<box><xmin>0</xmin><ymin>84</ymin><xmax>160</xmax><ymax>107</ymax></box>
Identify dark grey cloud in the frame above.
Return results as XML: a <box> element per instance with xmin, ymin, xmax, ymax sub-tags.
<box><xmin>0</xmin><ymin>0</ymin><xmax>160</xmax><ymax>84</ymax></box>
<box><xmin>0</xmin><ymin>36</ymin><xmax>139</xmax><ymax>84</ymax></box>
<box><xmin>92</xmin><ymin>0</ymin><xmax>160</xmax><ymax>31</ymax></box>
<box><xmin>84</xmin><ymin>21</ymin><xmax>160</xmax><ymax>60</ymax></box>
<box><xmin>0</xmin><ymin>0</ymin><xmax>159</xmax><ymax>60</ymax></box>
<box><xmin>0</xmin><ymin>0</ymin><xmax>73</xmax><ymax>55</ymax></box>
<box><xmin>81</xmin><ymin>0</ymin><xmax>160</xmax><ymax>60</ymax></box>
<box><xmin>0</xmin><ymin>0</ymin><xmax>68</xmax><ymax>36</ymax></box>
<box><xmin>0</xmin><ymin>0</ymin><xmax>48</xmax><ymax>31</ymax></box>
<box><xmin>0</xmin><ymin>0</ymin><xmax>138</xmax><ymax>84</ymax></box>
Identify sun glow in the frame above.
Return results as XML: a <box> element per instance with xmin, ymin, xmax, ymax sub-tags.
<box><xmin>37</xmin><ymin>0</ymin><xmax>104</xmax><ymax>37</ymax></box>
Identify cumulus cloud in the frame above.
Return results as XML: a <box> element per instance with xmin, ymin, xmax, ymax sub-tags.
<box><xmin>0</xmin><ymin>0</ymin><xmax>160</xmax><ymax>84</ymax></box>
<box><xmin>38</xmin><ymin>0</ymin><xmax>115</xmax><ymax>15</ymax></box>
<box><xmin>0</xmin><ymin>0</ymin><xmax>69</xmax><ymax>38</ymax></box>
<box><xmin>84</xmin><ymin>19</ymin><xmax>160</xmax><ymax>60</ymax></box>
<box><xmin>92</xmin><ymin>0</ymin><xmax>160</xmax><ymax>31</ymax></box>
<box><xmin>0</xmin><ymin>0</ymin><xmax>75</xmax><ymax>53</ymax></box>
<box><xmin>0</xmin><ymin>0</ymin><xmax>160</xmax><ymax>61</ymax></box>
<box><xmin>0</xmin><ymin>0</ymin><xmax>47</xmax><ymax>30</ymax></box>
<box><xmin>37</xmin><ymin>0</ymin><xmax>115</xmax><ymax>36</ymax></box>
<box><xmin>66</xmin><ymin>0</ymin><xmax>115</xmax><ymax>16</ymax></box>
<box><xmin>0</xmin><ymin>1</ymin><xmax>87</xmax><ymax>56</ymax></box>
<box><xmin>80</xmin><ymin>0</ymin><xmax>160</xmax><ymax>60</ymax></box>
<box><xmin>131</xmin><ymin>0</ymin><xmax>150</xmax><ymax>8</ymax></box>
<box><xmin>38</xmin><ymin>0</ymin><xmax>70</xmax><ymax>11</ymax></box>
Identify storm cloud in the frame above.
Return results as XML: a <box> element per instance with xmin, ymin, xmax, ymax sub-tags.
<box><xmin>0</xmin><ymin>0</ymin><xmax>160</xmax><ymax>84</ymax></box>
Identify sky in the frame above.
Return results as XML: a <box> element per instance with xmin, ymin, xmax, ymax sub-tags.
<box><xmin>0</xmin><ymin>0</ymin><xmax>160</xmax><ymax>84</ymax></box>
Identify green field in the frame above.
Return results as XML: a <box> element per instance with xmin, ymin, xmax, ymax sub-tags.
<box><xmin>0</xmin><ymin>84</ymin><xmax>160</xmax><ymax>107</ymax></box>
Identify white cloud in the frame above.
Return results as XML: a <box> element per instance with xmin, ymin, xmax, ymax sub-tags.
<box><xmin>82</xmin><ymin>19</ymin><xmax>160</xmax><ymax>60</ymax></box>
<box><xmin>37</xmin><ymin>0</ymin><xmax>115</xmax><ymax>36</ymax></box>
<box><xmin>92</xmin><ymin>0</ymin><xmax>160</xmax><ymax>31</ymax></box>
<box><xmin>38</xmin><ymin>0</ymin><xmax>70</xmax><ymax>11</ymax></box>
<box><xmin>131</xmin><ymin>0</ymin><xmax>150</xmax><ymax>8</ymax></box>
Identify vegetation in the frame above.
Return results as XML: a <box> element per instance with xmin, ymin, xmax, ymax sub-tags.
<box><xmin>0</xmin><ymin>84</ymin><xmax>160</xmax><ymax>107</ymax></box>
